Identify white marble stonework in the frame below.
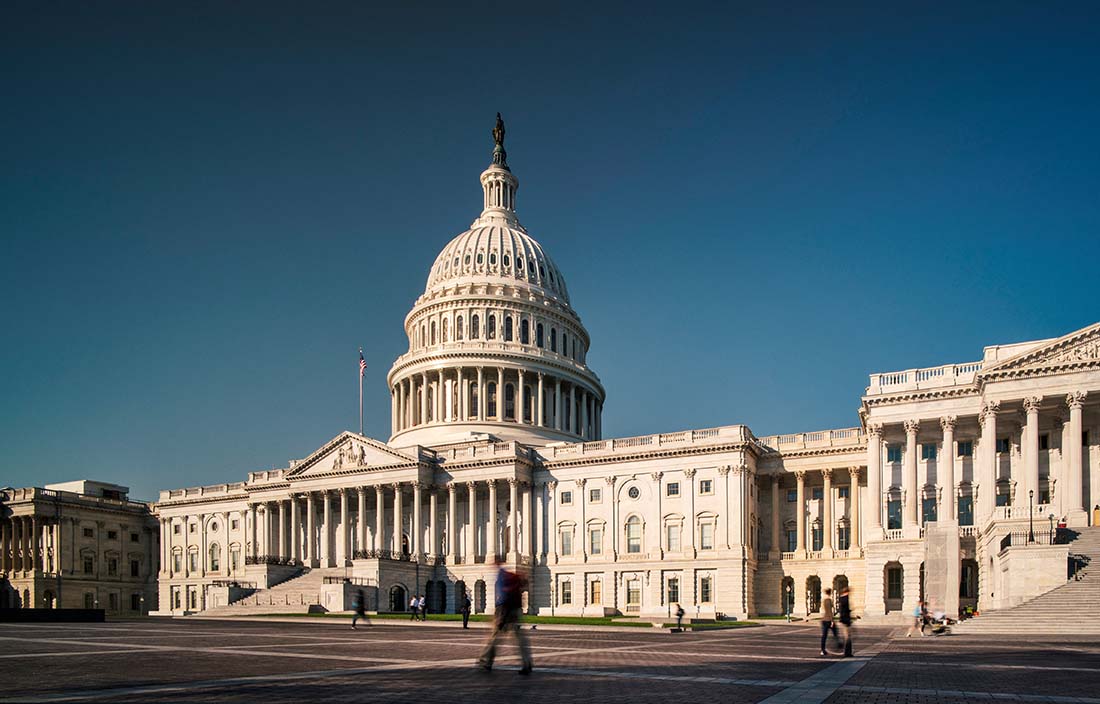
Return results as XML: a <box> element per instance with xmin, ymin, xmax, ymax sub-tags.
<box><xmin>152</xmin><ymin>118</ymin><xmax>1100</xmax><ymax>621</ymax></box>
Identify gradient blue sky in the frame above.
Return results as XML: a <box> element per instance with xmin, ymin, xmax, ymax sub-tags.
<box><xmin>3</xmin><ymin>2</ymin><xmax>1099</xmax><ymax>501</ymax></box>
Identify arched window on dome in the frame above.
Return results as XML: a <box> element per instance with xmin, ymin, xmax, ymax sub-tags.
<box><xmin>469</xmin><ymin>383</ymin><xmax>478</xmax><ymax>418</ymax></box>
<box><xmin>430</xmin><ymin>321</ymin><xmax>437</xmax><ymax>346</ymax></box>
<box><xmin>427</xmin><ymin>387</ymin><xmax>434</xmax><ymax>422</ymax></box>
<box><xmin>516</xmin><ymin>257</ymin><xmax>523</xmax><ymax>271</ymax></box>
<box><xmin>503</xmin><ymin>254</ymin><xmax>510</xmax><ymax>269</ymax></box>
<box><xmin>504</xmin><ymin>317</ymin><xmax>513</xmax><ymax>342</ymax></box>
<box><xmin>487</xmin><ymin>315</ymin><xmax>496</xmax><ymax>340</ymax></box>
<box><xmin>456</xmin><ymin>316</ymin><xmax>464</xmax><ymax>341</ymax></box>
<box><xmin>536</xmin><ymin>323</ymin><xmax>544</xmax><ymax>348</ymax></box>
<box><xmin>562</xmin><ymin>332</ymin><xmax>568</xmax><ymax>357</ymax></box>
<box><xmin>471</xmin><ymin>314</ymin><xmax>480</xmax><ymax>339</ymax></box>
<box><xmin>487</xmin><ymin>382</ymin><xmax>497</xmax><ymax>418</ymax></box>
<box><xmin>442</xmin><ymin>318</ymin><xmax>449</xmax><ymax>343</ymax></box>
<box><xmin>520</xmin><ymin>319</ymin><xmax>529</xmax><ymax>345</ymax></box>
<box><xmin>465</xmin><ymin>254</ymin><xmax>471</xmax><ymax>266</ymax></box>
<box><xmin>421</xmin><ymin>324</ymin><xmax>427</xmax><ymax>349</ymax></box>
<box><xmin>477</xmin><ymin>252</ymin><xmax>484</xmax><ymax>265</ymax></box>
<box><xmin>524</xmin><ymin>385</ymin><xmax>534</xmax><ymax>423</ymax></box>
<box><xmin>573</xmin><ymin>339</ymin><xmax>578</xmax><ymax>361</ymax></box>
<box><xmin>550</xmin><ymin>328</ymin><xmax>557</xmax><ymax>352</ymax></box>
<box><xmin>504</xmin><ymin>383</ymin><xmax>515</xmax><ymax>421</ymax></box>
<box><xmin>489</xmin><ymin>252</ymin><xmax>497</xmax><ymax>266</ymax></box>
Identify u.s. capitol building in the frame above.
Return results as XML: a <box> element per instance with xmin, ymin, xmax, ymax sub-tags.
<box><xmin>153</xmin><ymin>118</ymin><xmax>1100</xmax><ymax>622</ymax></box>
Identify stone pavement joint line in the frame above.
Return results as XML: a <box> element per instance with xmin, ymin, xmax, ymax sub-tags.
<box><xmin>835</xmin><ymin>684</ymin><xmax>1100</xmax><ymax>703</ymax></box>
<box><xmin>758</xmin><ymin>640</ymin><xmax>891</xmax><ymax>704</ymax></box>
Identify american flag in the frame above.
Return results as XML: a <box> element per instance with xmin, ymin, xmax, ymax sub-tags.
<box><xmin>359</xmin><ymin>349</ymin><xmax>367</xmax><ymax>378</ymax></box>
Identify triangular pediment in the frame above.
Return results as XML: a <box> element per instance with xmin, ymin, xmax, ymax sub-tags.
<box><xmin>979</xmin><ymin>322</ymin><xmax>1100</xmax><ymax>379</ymax></box>
<box><xmin>286</xmin><ymin>432</ymin><xmax>418</xmax><ymax>478</ymax></box>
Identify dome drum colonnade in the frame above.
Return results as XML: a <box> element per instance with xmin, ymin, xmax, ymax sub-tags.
<box><xmin>388</xmin><ymin>115</ymin><xmax>604</xmax><ymax>447</ymax></box>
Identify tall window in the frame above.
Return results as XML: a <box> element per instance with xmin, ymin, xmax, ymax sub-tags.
<box><xmin>487</xmin><ymin>382</ymin><xmax>497</xmax><ymax>418</ymax></box>
<box><xmin>590</xmin><ymin>580</ymin><xmax>602</xmax><ymax>604</ymax></box>
<box><xmin>504</xmin><ymin>317</ymin><xmax>513</xmax><ymax>342</ymax></box>
<box><xmin>442</xmin><ymin>318</ymin><xmax>449</xmax><ymax>342</ymax></box>
<box><xmin>130</xmin><ymin>560</ymin><xmax>140</xmax><ymax>577</ymax></box>
<box><xmin>188</xmin><ymin>551</ymin><xmax>198</xmax><ymax>572</ymax></box>
<box><xmin>626</xmin><ymin>516</ymin><xmax>642</xmax><ymax>554</ymax></box>
<box><xmin>456</xmin><ymin>316</ymin><xmax>464</xmax><ymax>340</ymax></box>
<box><xmin>209</xmin><ymin>544</ymin><xmax>220</xmax><ymax>572</ymax></box>
<box><xmin>887</xmin><ymin>567</ymin><xmax>903</xmax><ymax>599</ymax></box>
<box><xmin>958</xmin><ymin>495</ymin><xmax>974</xmax><ymax>526</ymax></box>
<box><xmin>811</xmin><ymin>525</ymin><xmax>823</xmax><ymax>551</ymax></box>
<box><xmin>887</xmin><ymin>499</ymin><xmax>902</xmax><ymax>529</ymax></box>
<box><xmin>430</xmin><ymin>321</ymin><xmax>437</xmax><ymax>345</ymax></box>
<box><xmin>550</xmin><ymin>328</ymin><xmax>557</xmax><ymax>351</ymax></box>
<box><xmin>536</xmin><ymin>323</ymin><xmax>544</xmax><ymax>347</ymax></box>
<box><xmin>700</xmin><ymin>523</ymin><xmax>714</xmax><ymax>551</ymax></box>
<box><xmin>520</xmin><ymin>319</ymin><xmax>529</xmax><ymax>344</ymax></box>
<box><xmin>837</xmin><ymin>524</ymin><xmax>850</xmax><ymax>550</ymax></box>
<box><xmin>488</xmin><ymin>315</ymin><xmax>496</xmax><ymax>339</ymax></box>
<box><xmin>560</xmin><ymin>529</ymin><xmax>573</xmax><ymax>556</ymax></box>
<box><xmin>887</xmin><ymin>446</ymin><xmax>902</xmax><ymax>463</ymax></box>
<box><xmin>666</xmin><ymin>524</ymin><xmax>681</xmax><ymax>552</ymax></box>
<box><xmin>922</xmin><ymin>497</ymin><xmax>937</xmax><ymax>524</ymax></box>
<box><xmin>921</xmin><ymin>443</ymin><xmax>937</xmax><ymax>461</ymax></box>
<box><xmin>562</xmin><ymin>333</ymin><xmax>568</xmax><ymax>356</ymax></box>
<box><xmin>699</xmin><ymin>576</ymin><xmax>713</xmax><ymax>603</ymax></box>
<box><xmin>667</xmin><ymin>577</ymin><xmax>680</xmax><ymax>605</ymax></box>
<box><xmin>172</xmin><ymin>553</ymin><xmax>181</xmax><ymax>574</ymax></box>
<box><xmin>785</xmin><ymin>529</ymin><xmax>797</xmax><ymax>552</ymax></box>
<box><xmin>504</xmin><ymin>384</ymin><xmax>515</xmax><ymax>420</ymax></box>
<box><xmin>589</xmin><ymin>527</ymin><xmax>603</xmax><ymax>555</ymax></box>
<box><xmin>108</xmin><ymin>558</ymin><xmax>118</xmax><ymax>576</ymax></box>
<box><xmin>626</xmin><ymin>578</ymin><xmax>641</xmax><ymax>607</ymax></box>
<box><xmin>230</xmin><ymin>547</ymin><xmax>240</xmax><ymax>572</ymax></box>
<box><xmin>471</xmin><ymin>314</ymin><xmax>480</xmax><ymax>339</ymax></box>
<box><xmin>560</xmin><ymin>579</ymin><xmax>572</xmax><ymax>605</ymax></box>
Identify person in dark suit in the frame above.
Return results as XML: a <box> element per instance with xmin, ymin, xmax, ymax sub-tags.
<box><xmin>837</xmin><ymin>586</ymin><xmax>853</xmax><ymax>657</ymax></box>
<box><xmin>461</xmin><ymin>592</ymin><xmax>472</xmax><ymax>629</ymax></box>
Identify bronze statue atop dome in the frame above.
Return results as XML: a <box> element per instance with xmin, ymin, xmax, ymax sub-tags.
<box><xmin>492</xmin><ymin>112</ymin><xmax>505</xmax><ymax>147</ymax></box>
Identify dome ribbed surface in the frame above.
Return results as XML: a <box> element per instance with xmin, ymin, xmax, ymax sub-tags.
<box><xmin>425</xmin><ymin>225</ymin><xmax>570</xmax><ymax>304</ymax></box>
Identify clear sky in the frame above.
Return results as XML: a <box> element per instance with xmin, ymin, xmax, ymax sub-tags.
<box><xmin>3</xmin><ymin>2</ymin><xmax>1099</xmax><ymax>501</ymax></box>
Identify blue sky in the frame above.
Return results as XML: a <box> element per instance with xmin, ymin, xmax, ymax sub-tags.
<box><xmin>3</xmin><ymin>2</ymin><xmax>1099</xmax><ymax>500</ymax></box>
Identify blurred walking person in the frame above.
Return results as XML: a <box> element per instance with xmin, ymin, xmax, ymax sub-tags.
<box><xmin>417</xmin><ymin>594</ymin><xmax>427</xmax><ymax>621</ymax></box>
<box><xmin>351</xmin><ymin>588</ymin><xmax>369</xmax><ymax>630</ymax></box>
<box><xmin>476</xmin><ymin>557</ymin><xmax>533</xmax><ymax>675</ymax></box>
<box><xmin>409</xmin><ymin>595</ymin><xmax>419</xmax><ymax>620</ymax></box>
<box><xmin>819</xmin><ymin>588</ymin><xmax>839</xmax><ymax>655</ymax></box>
<box><xmin>837</xmin><ymin>586</ymin><xmax>853</xmax><ymax>657</ymax></box>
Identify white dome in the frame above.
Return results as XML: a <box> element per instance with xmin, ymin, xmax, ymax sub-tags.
<box><xmin>425</xmin><ymin>225</ymin><xmax>570</xmax><ymax>304</ymax></box>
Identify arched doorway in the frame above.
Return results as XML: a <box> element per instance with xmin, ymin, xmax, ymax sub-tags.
<box><xmin>884</xmin><ymin>562</ymin><xmax>904</xmax><ymax>613</ymax></box>
<box><xmin>426</xmin><ymin>580</ymin><xmax>446</xmax><ymax>614</ymax></box>
<box><xmin>781</xmin><ymin>576</ymin><xmax>795</xmax><ymax>616</ymax></box>
<box><xmin>833</xmin><ymin>574</ymin><xmax>849</xmax><ymax>596</ymax></box>
<box><xmin>806</xmin><ymin>576</ymin><xmax>822</xmax><ymax>614</ymax></box>
<box><xmin>390</xmin><ymin>585</ymin><xmax>407</xmax><ymax>612</ymax></box>
<box><xmin>401</xmin><ymin>534</ymin><xmax>410</xmax><ymax>557</ymax></box>
<box><xmin>43</xmin><ymin>590</ymin><xmax>55</xmax><ymax>609</ymax></box>
<box><xmin>474</xmin><ymin>579</ymin><xmax>487</xmax><ymax>614</ymax></box>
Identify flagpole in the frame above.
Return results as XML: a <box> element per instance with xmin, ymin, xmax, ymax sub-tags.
<box><xmin>358</xmin><ymin>347</ymin><xmax>364</xmax><ymax>436</ymax></box>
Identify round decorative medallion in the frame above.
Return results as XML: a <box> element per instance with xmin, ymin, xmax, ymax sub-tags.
<box><xmin>628</xmin><ymin>486</ymin><xmax>640</xmax><ymax>500</ymax></box>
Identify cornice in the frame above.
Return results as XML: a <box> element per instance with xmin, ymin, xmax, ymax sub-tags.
<box><xmin>977</xmin><ymin>358</ymin><xmax>1100</xmax><ymax>385</ymax></box>
<box><xmin>863</xmin><ymin>385</ymin><xmax>979</xmax><ymax>407</ymax></box>
<box><xmin>539</xmin><ymin>442</ymin><xmax>752</xmax><ymax>470</ymax></box>
<box><xmin>757</xmin><ymin>444</ymin><xmax>866</xmax><ymax>461</ymax></box>
<box><xmin>388</xmin><ymin>349</ymin><xmax>606</xmax><ymax>396</ymax></box>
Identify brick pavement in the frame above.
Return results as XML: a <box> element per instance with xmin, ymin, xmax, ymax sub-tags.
<box><xmin>0</xmin><ymin>619</ymin><xmax>1095</xmax><ymax>703</ymax></box>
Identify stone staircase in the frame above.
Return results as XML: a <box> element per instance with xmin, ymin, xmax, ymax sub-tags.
<box><xmin>196</xmin><ymin>567</ymin><xmax>346</xmax><ymax>617</ymax></box>
<box><xmin>954</xmin><ymin>527</ymin><xmax>1100</xmax><ymax>635</ymax></box>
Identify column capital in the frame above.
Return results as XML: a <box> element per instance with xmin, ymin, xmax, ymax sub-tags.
<box><xmin>849</xmin><ymin>466</ymin><xmax>863</xmax><ymax>480</ymax></box>
<box><xmin>1023</xmin><ymin>396</ymin><xmax>1042</xmax><ymax>414</ymax></box>
<box><xmin>980</xmin><ymin>400</ymin><xmax>1001</xmax><ymax>421</ymax></box>
<box><xmin>507</xmin><ymin>477</ymin><xmax>519</xmax><ymax>487</ymax></box>
<box><xmin>940</xmin><ymin>415</ymin><xmax>958</xmax><ymax>432</ymax></box>
<box><xmin>574</xmin><ymin>477</ymin><xmax>586</xmax><ymax>488</ymax></box>
<box><xmin>795</xmin><ymin>470</ymin><xmax>806</xmax><ymax>482</ymax></box>
<box><xmin>605</xmin><ymin>475</ymin><xmax>617</xmax><ymax>485</ymax></box>
<box><xmin>820</xmin><ymin>467</ymin><xmax>833</xmax><ymax>479</ymax></box>
<box><xmin>867</xmin><ymin>422</ymin><xmax>883</xmax><ymax>438</ymax></box>
<box><xmin>1067</xmin><ymin>390</ymin><xmax>1088</xmax><ymax>410</ymax></box>
<box><xmin>771</xmin><ymin>473</ymin><xmax>780</xmax><ymax>485</ymax></box>
<box><xmin>465</xmin><ymin>481</ymin><xmax>477</xmax><ymax>491</ymax></box>
<box><xmin>411</xmin><ymin>480</ymin><xmax>423</xmax><ymax>490</ymax></box>
<box><xmin>356</xmin><ymin>486</ymin><xmax>367</xmax><ymax>496</ymax></box>
<box><xmin>683</xmin><ymin>468</ymin><xmax>697</xmax><ymax>479</ymax></box>
<box><xmin>650</xmin><ymin>471</ymin><xmax>663</xmax><ymax>483</ymax></box>
<box><xmin>390</xmin><ymin>482</ymin><xmax>402</xmax><ymax>491</ymax></box>
<box><xmin>546</xmin><ymin>480</ymin><xmax>557</xmax><ymax>491</ymax></box>
<box><xmin>903</xmin><ymin>419</ymin><xmax>920</xmax><ymax>436</ymax></box>
<box><xmin>447</xmin><ymin>482</ymin><xmax>457</xmax><ymax>495</ymax></box>
<box><xmin>717</xmin><ymin>465</ymin><xmax>731</xmax><ymax>476</ymax></box>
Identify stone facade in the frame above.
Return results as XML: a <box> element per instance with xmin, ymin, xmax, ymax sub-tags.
<box><xmin>145</xmin><ymin>120</ymin><xmax>1100</xmax><ymax>620</ymax></box>
<box><xmin>0</xmin><ymin>480</ymin><xmax>160</xmax><ymax>613</ymax></box>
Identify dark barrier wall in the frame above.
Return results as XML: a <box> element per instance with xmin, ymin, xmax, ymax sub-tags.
<box><xmin>0</xmin><ymin>609</ymin><xmax>105</xmax><ymax>623</ymax></box>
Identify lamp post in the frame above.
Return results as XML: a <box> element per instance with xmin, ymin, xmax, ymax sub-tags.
<box><xmin>785</xmin><ymin>583</ymin><xmax>792</xmax><ymax>622</ymax></box>
<box><xmin>1048</xmin><ymin>513</ymin><xmax>1055</xmax><ymax>544</ymax></box>
<box><xmin>1027</xmin><ymin>490</ymin><xmax>1035</xmax><ymax>543</ymax></box>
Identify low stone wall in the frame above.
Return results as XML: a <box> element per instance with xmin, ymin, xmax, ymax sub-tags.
<box><xmin>0</xmin><ymin>608</ymin><xmax>105</xmax><ymax>622</ymax></box>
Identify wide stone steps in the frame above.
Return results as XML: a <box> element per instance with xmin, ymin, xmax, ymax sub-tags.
<box><xmin>954</xmin><ymin>527</ymin><xmax>1100</xmax><ymax>635</ymax></box>
<box><xmin>196</xmin><ymin>567</ymin><xmax>347</xmax><ymax>617</ymax></box>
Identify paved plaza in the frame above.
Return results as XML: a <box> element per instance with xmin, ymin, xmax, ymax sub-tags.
<box><xmin>0</xmin><ymin>619</ymin><xmax>1098</xmax><ymax>703</ymax></box>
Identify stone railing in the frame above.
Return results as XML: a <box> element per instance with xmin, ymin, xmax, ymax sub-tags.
<box><xmin>247</xmin><ymin>469</ymin><xmax>286</xmax><ymax>484</ymax></box>
<box><xmin>959</xmin><ymin>526</ymin><xmax>978</xmax><ymax>538</ymax></box>
<box><xmin>756</xmin><ymin>428</ymin><xmax>864</xmax><ymax>452</ymax></box>
<box><xmin>883</xmin><ymin>529</ymin><xmax>904</xmax><ymax>541</ymax></box>
<box><xmin>245</xmin><ymin>555</ymin><xmax>303</xmax><ymax>567</ymax></box>
<box><xmin>867</xmin><ymin>361</ymin><xmax>983</xmax><ymax>394</ymax></box>
<box><xmin>780</xmin><ymin>551</ymin><xmax>796</xmax><ymax>560</ymax></box>
<box><xmin>162</xmin><ymin>482</ymin><xmax>249</xmax><ymax>503</ymax></box>
<box><xmin>540</xmin><ymin>425</ymin><xmax>749</xmax><ymax>460</ymax></box>
<box><xmin>997</xmin><ymin>505</ymin><xmax>1050</xmax><ymax>520</ymax></box>
<box><xmin>435</xmin><ymin>442</ymin><xmax>523</xmax><ymax>462</ymax></box>
<box><xmin>391</xmin><ymin>340</ymin><xmax>592</xmax><ymax>374</ymax></box>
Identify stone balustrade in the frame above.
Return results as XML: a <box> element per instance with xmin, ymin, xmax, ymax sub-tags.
<box><xmin>867</xmin><ymin>360</ymin><xmax>983</xmax><ymax>394</ymax></box>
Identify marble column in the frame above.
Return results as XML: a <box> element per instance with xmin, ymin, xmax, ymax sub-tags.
<box><xmin>849</xmin><ymin>467</ymin><xmax>862</xmax><ymax>548</ymax></box>
<box><xmin>1023</xmin><ymin>396</ymin><xmax>1041</xmax><ymax>506</ymax></box>
<box><xmin>569</xmin><ymin>385</ymin><xmax>577</xmax><ymax>434</ymax></box>
<box><xmin>290</xmin><ymin>495</ymin><xmax>301</xmax><ymax>562</ymax></box>
<box><xmin>497</xmin><ymin>368</ymin><xmax>505</xmax><ymax>422</ymax></box>
<box><xmin>357</xmin><ymin>487</ymin><xmax>367</xmax><ymax>557</ymax></box>
<box><xmin>555</xmin><ymin>379</ymin><xmax>562</xmax><ymax>431</ymax></box>
<box><xmin>466</xmin><ymin>482</ymin><xmax>477</xmax><ymax>561</ymax></box>
<box><xmin>795</xmin><ymin>471</ymin><xmax>806</xmax><ymax>557</ymax></box>
<box><xmin>903</xmin><ymin>420</ymin><xmax>920</xmax><ymax>531</ymax></box>
<box><xmin>374</xmin><ymin>485</ymin><xmax>384</xmax><ymax>552</ymax></box>
<box><xmin>393</xmin><ymin>483</ymin><xmax>404</xmax><ymax>555</ymax></box>
<box><xmin>278</xmin><ymin>501</ymin><xmax>287</xmax><ymax>561</ymax></box>
<box><xmin>477</xmin><ymin>367</ymin><xmax>485</xmax><ymax>421</ymax></box>
<box><xmin>428</xmin><ymin>486</ymin><xmax>438</xmax><ymax>557</ymax></box>
<box><xmin>509</xmin><ymin>479</ymin><xmax>519</xmax><ymax>557</ymax></box>
<box><xmin>940</xmin><ymin>416</ymin><xmax>957</xmax><ymax>522</ymax></box>
<box><xmin>339</xmin><ymin>488</ymin><xmax>349</xmax><ymax>565</ymax></box>
<box><xmin>322</xmin><ymin>490</ymin><xmax>332</xmax><ymax>567</ymax></box>
<box><xmin>1067</xmin><ymin>392</ymin><xmax>1088</xmax><ymax>522</ymax></box>
<box><xmin>306</xmin><ymin>493</ymin><xmax>316</xmax><ymax>566</ymax></box>
<box><xmin>436</xmin><ymin>369</ymin><xmax>444</xmax><ymax>422</ymax></box>
<box><xmin>456</xmin><ymin>368</ymin><xmax>465</xmax><ymax>421</ymax></box>
<box><xmin>0</xmin><ymin>519</ymin><xmax>8</xmax><ymax>573</ymax></box>
<box><xmin>979</xmin><ymin>401</ymin><xmax>1000</xmax><ymax>523</ymax></box>
<box><xmin>867</xmin><ymin>424</ymin><xmax>883</xmax><ymax>538</ymax></box>
<box><xmin>487</xmin><ymin>480</ymin><xmax>498</xmax><ymax>560</ymax></box>
<box><xmin>420</xmin><ymin>372</ymin><xmax>428</xmax><ymax>425</ymax></box>
<box><xmin>537</xmin><ymin>373</ymin><xmax>545</xmax><ymax>427</ymax></box>
<box><xmin>517</xmin><ymin>369</ymin><xmax>526</xmax><ymax>424</ymax></box>
<box><xmin>770</xmin><ymin>475</ymin><xmax>781</xmax><ymax>558</ymax></box>
<box><xmin>527</xmin><ymin>481</ymin><xmax>536</xmax><ymax>558</ymax></box>
<box><xmin>412</xmin><ymin>481</ymin><xmax>423</xmax><ymax>558</ymax></box>
<box><xmin>446</xmin><ymin>484</ymin><xmax>457</xmax><ymax>562</ymax></box>
<box><xmin>580</xmin><ymin>390</ymin><xmax>588</xmax><ymax>439</ymax></box>
<box><xmin>822</xmin><ymin>468</ymin><xmax>833</xmax><ymax>554</ymax></box>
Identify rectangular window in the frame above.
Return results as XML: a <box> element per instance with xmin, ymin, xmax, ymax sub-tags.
<box><xmin>230</xmin><ymin>548</ymin><xmax>240</xmax><ymax>571</ymax></box>
<box><xmin>958</xmin><ymin>440</ymin><xmax>974</xmax><ymax>457</ymax></box>
<box><xmin>130</xmin><ymin>532</ymin><xmax>140</xmax><ymax>543</ymax></box>
<box><xmin>107</xmin><ymin>530</ymin><xmax>118</xmax><ymax>540</ymax></box>
<box><xmin>887</xmin><ymin>446</ymin><xmax>902</xmax><ymax>463</ymax></box>
<box><xmin>922</xmin><ymin>497</ymin><xmax>937</xmax><ymax>524</ymax></box>
<box><xmin>131</xmin><ymin>593</ymin><xmax>141</xmax><ymax>611</ymax></box>
<box><xmin>589</xmin><ymin>488</ymin><xmax>601</xmax><ymax>504</ymax></box>
<box><xmin>189</xmin><ymin>552</ymin><xmax>198</xmax><ymax>572</ymax></box>
<box><xmin>108</xmin><ymin>593</ymin><xmax>119</xmax><ymax>611</ymax></box>
<box><xmin>838</xmin><ymin>486</ymin><xmax>849</xmax><ymax>499</ymax></box>
<box><xmin>627</xmin><ymin>579</ymin><xmax>641</xmax><ymax>607</ymax></box>
<box><xmin>958</xmin><ymin>495</ymin><xmax>974</xmax><ymax>526</ymax></box>
<box><xmin>589</xmin><ymin>528</ymin><xmax>603</xmax><ymax>555</ymax></box>
<box><xmin>83</xmin><ymin>527</ymin><xmax>94</xmax><ymax>538</ymax></box>
<box><xmin>812</xmin><ymin>526</ymin><xmax>823</xmax><ymax>551</ymax></box>
<box><xmin>887</xmin><ymin>567</ymin><xmax>903</xmax><ymax>599</ymax></box>
<box><xmin>590</xmin><ymin>580</ymin><xmax>602</xmax><ymax>604</ymax></box>
<box><xmin>996</xmin><ymin>438</ymin><xmax>1010</xmax><ymax>454</ymax></box>
<box><xmin>667</xmin><ymin>577</ymin><xmax>680</xmax><ymax>605</ymax></box>
<box><xmin>189</xmin><ymin>589</ymin><xmax>197</xmax><ymax>610</ymax></box>
<box><xmin>560</xmin><ymin>530</ymin><xmax>573</xmax><ymax>556</ymax></box>
<box><xmin>699</xmin><ymin>479</ymin><xmax>713</xmax><ymax>495</ymax></box>
<box><xmin>1039</xmin><ymin>433</ymin><xmax>1049</xmax><ymax>451</ymax></box>
<box><xmin>560</xmin><ymin>491</ymin><xmax>573</xmax><ymax>505</ymax></box>
<box><xmin>231</xmin><ymin>519</ymin><xmax>239</xmax><ymax>530</ymax></box>
<box><xmin>666</xmin><ymin>482</ymin><xmax>680</xmax><ymax>497</ymax></box>
<box><xmin>786</xmin><ymin>489</ymin><xmax>797</xmax><ymax>502</ymax></box>
<box><xmin>699</xmin><ymin>575</ymin><xmax>713</xmax><ymax>603</ymax></box>
<box><xmin>560</xmin><ymin>580</ymin><xmax>572</xmax><ymax>605</ymax></box>
<box><xmin>700</xmin><ymin>523</ymin><xmax>714</xmax><ymax>550</ymax></box>
<box><xmin>107</xmin><ymin>558</ymin><xmax>118</xmax><ymax>576</ymax></box>
<box><xmin>921</xmin><ymin>443</ymin><xmax>937</xmax><ymax>461</ymax></box>
<box><xmin>995</xmin><ymin>491</ymin><xmax>1009</xmax><ymax>507</ymax></box>
<box><xmin>837</xmin><ymin>525</ymin><xmax>850</xmax><ymax>550</ymax></box>
<box><xmin>173</xmin><ymin>524</ymin><xmax>181</xmax><ymax>535</ymax></box>
<box><xmin>666</xmin><ymin>524</ymin><xmax>681</xmax><ymax>551</ymax></box>
<box><xmin>130</xmin><ymin>560</ymin><xmax>140</xmax><ymax>577</ymax></box>
<box><xmin>960</xmin><ymin>563</ymin><xmax>977</xmax><ymax>598</ymax></box>
<box><xmin>83</xmin><ymin>556</ymin><xmax>94</xmax><ymax>574</ymax></box>
<box><xmin>173</xmin><ymin>554</ymin><xmax>182</xmax><ymax>574</ymax></box>
<box><xmin>811</xmin><ymin>487</ymin><xmax>823</xmax><ymax>500</ymax></box>
<box><xmin>172</xmin><ymin>589</ymin><xmax>181</xmax><ymax>609</ymax></box>
<box><xmin>785</xmin><ymin>530</ymin><xmax>797</xmax><ymax>552</ymax></box>
<box><xmin>887</xmin><ymin>499</ymin><xmax>902</xmax><ymax>530</ymax></box>
<box><xmin>189</xmin><ymin>523</ymin><xmax>197</xmax><ymax>534</ymax></box>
